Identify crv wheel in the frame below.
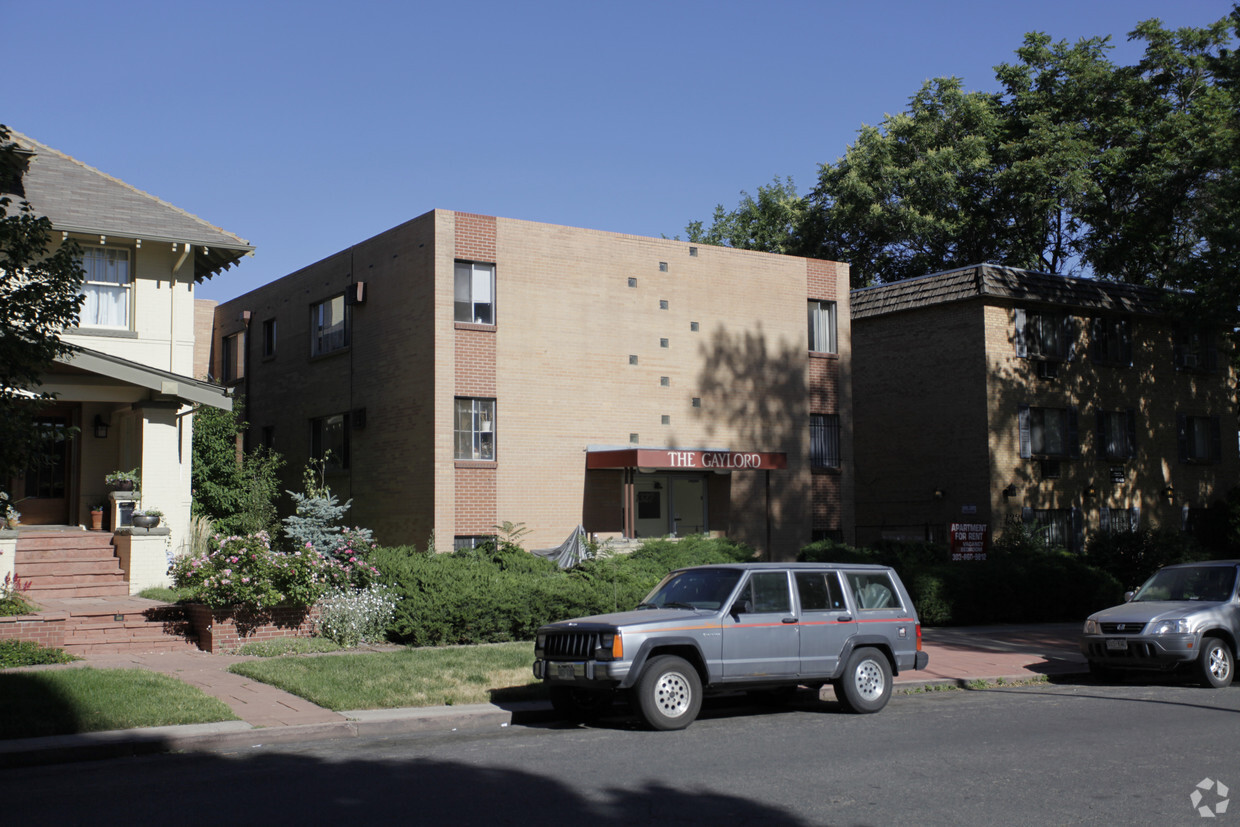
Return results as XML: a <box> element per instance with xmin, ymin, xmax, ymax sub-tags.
<box><xmin>635</xmin><ymin>655</ymin><xmax>702</xmax><ymax>730</ymax></box>
<box><xmin>836</xmin><ymin>647</ymin><xmax>892</xmax><ymax>714</ymax></box>
<box><xmin>549</xmin><ymin>686</ymin><xmax>614</xmax><ymax>723</ymax></box>
<box><xmin>1197</xmin><ymin>637</ymin><xmax>1234</xmax><ymax>688</ymax></box>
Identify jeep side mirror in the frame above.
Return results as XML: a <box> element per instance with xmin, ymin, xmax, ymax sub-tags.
<box><xmin>730</xmin><ymin>599</ymin><xmax>752</xmax><ymax>617</ymax></box>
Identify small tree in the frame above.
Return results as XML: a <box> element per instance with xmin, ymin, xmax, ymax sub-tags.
<box><xmin>0</xmin><ymin>125</ymin><xmax>86</xmax><ymax>479</ymax></box>
<box><xmin>190</xmin><ymin>401</ymin><xmax>284</xmax><ymax>537</ymax></box>
<box><xmin>283</xmin><ymin>454</ymin><xmax>376</xmax><ymax>569</ymax></box>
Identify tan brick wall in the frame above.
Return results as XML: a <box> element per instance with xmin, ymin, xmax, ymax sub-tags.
<box><xmin>192</xmin><ymin>299</ymin><xmax>217</xmax><ymax>381</ymax></box>
<box><xmin>217</xmin><ymin>212</ymin><xmax>853</xmax><ymax>557</ymax></box>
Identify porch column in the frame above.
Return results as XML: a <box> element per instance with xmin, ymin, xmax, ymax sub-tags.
<box><xmin>137</xmin><ymin>401</ymin><xmax>191</xmax><ymax>557</ymax></box>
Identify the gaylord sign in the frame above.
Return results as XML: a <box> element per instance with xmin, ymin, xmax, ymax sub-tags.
<box><xmin>586</xmin><ymin>448</ymin><xmax>787</xmax><ymax>471</ymax></box>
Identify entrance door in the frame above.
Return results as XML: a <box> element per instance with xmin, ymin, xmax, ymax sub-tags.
<box><xmin>10</xmin><ymin>409</ymin><xmax>74</xmax><ymax>525</ymax></box>
<box><xmin>671</xmin><ymin>476</ymin><xmax>705</xmax><ymax>536</ymax></box>
<box><xmin>634</xmin><ymin>476</ymin><xmax>668</xmax><ymax>538</ymax></box>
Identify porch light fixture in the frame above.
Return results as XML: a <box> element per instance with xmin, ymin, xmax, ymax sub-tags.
<box><xmin>1002</xmin><ymin>483</ymin><xmax>1018</xmax><ymax>499</ymax></box>
<box><xmin>933</xmin><ymin>489</ymin><xmax>945</xmax><ymax>500</ymax></box>
<box><xmin>1163</xmin><ymin>485</ymin><xmax>1175</xmax><ymax>502</ymax></box>
<box><xmin>93</xmin><ymin>414</ymin><xmax>109</xmax><ymax>439</ymax></box>
<box><xmin>1084</xmin><ymin>483</ymin><xmax>1097</xmax><ymax>498</ymax></box>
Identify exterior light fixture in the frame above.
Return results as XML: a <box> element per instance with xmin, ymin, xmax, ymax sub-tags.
<box><xmin>1163</xmin><ymin>485</ymin><xmax>1175</xmax><ymax>502</ymax></box>
<box><xmin>93</xmin><ymin>414</ymin><xmax>109</xmax><ymax>439</ymax></box>
<box><xmin>1084</xmin><ymin>483</ymin><xmax>1097</xmax><ymax>498</ymax></box>
<box><xmin>1002</xmin><ymin>483</ymin><xmax>1018</xmax><ymax>499</ymax></box>
<box><xmin>933</xmin><ymin>489</ymin><xmax>945</xmax><ymax>500</ymax></box>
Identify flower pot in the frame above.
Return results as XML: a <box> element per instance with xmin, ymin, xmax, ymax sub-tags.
<box><xmin>109</xmin><ymin>480</ymin><xmax>135</xmax><ymax>492</ymax></box>
<box><xmin>90</xmin><ymin>510</ymin><xmax>104</xmax><ymax>531</ymax></box>
<box><xmin>132</xmin><ymin>514</ymin><xmax>160</xmax><ymax>529</ymax></box>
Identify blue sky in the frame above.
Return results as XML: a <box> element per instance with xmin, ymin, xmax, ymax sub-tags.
<box><xmin>7</xmin><ymin>0</ymin><xmax>1233</xmax><ymax>302</ymax></box>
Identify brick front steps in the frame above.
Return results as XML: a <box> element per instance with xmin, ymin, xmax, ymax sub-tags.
<box><xmin>2</xmin><ymin>597</ymin><xmax>199</xmax><ymax>655</ymax></box>
<box><xmin>15</xmin><ymin>530</ymin><xmax>128</xmax><ymax>600</ymax></box>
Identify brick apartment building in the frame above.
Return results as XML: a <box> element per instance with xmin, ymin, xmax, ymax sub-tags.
<box><xmin>211</xmin><ymin>210</ymin><xmax>853</xmax><ymax>556</ymax></box>
<box><xmin>850</xmin><ymin>264</ymin><xmax>1238</xmax><ymax>553</ymax></box>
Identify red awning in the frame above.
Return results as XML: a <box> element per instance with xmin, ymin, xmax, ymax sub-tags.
<box><xmin>586</xmin><ymin>448</ymin><xmax>786</xmax><ymax>471</ymax></box>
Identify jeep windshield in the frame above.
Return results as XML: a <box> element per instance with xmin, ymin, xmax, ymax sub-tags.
<box><xmin>637</xmin><ymin>568</ymin><xmax>743</xmax><ymax>611</ymax></box>
<box><xmin>1132</xmin><ymin>565</ymin><xmax>1237</xmax><ymax>603</ymax></box>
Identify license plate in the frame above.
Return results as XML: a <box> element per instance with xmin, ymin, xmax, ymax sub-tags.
<box><xmin>556</xmin><ymin>663</ymin><xmax>579</xmax><ymax>680</ymax></box>
<box><xmin>1106</xmin><ymin>639</ymin><xmax>1128</xmax><ymax>651</ymax></box>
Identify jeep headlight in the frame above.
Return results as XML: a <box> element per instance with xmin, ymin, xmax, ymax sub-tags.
<box><xmin>535</xmin><ymin>633</ymin><xmax>546</xmax><ymax>654</ymax></box>
<box><xmin>1149</xmin><ymin>619</ymin><xmax>1190</xmax><ymax>635</ymax></box>
<box><xmin>1083</xmin><ymin>619</ymin><xmax>1100</xmax><ymax>635</ymax></box>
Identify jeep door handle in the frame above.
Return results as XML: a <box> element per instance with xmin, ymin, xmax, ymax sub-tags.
<box><xmin>782</xmin><ymin>617</ymin><xmax>798</xmax><ymax>624</ymax></box>
<box><xmin>838</xmin><ymin>615</ymin><xmax>853</xmax><ymax>622</ymax></box>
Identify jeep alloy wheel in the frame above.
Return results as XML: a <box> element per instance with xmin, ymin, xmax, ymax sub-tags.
<box><xmin>635</xmin><ymin>655</ymin><xmax>702</xmax><ymax>730</ymax></box>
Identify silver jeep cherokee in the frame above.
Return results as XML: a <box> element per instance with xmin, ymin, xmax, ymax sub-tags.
<box><xmin>533</xmin><ymin>562</ymin><xmax>929</xmax><ymax>730</ymax></box>
<box><xmin>1081</xmin><ymin>560</ymin><xmax>1239</xmax><ymax>688</ymax></box>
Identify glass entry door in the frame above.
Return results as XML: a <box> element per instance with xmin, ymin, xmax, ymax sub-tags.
<box><xmin>633</xmin><ymin>473</ymin><xmax>707</xmax><ymax>538</ymax></box>
<box><xmin>10</xmin><ymin>410</ymin><xmax>74</xmax><ymax>525</ymax></box>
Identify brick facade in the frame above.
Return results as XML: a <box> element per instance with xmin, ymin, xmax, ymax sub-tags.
<box><xmin>213</xmin><ymin>212</ymin><xmax>854</xmax><ymax>557</ymax></box>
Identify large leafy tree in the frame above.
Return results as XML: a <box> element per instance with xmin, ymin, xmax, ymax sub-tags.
<box><xmin>688</xmin><ymin>6</ymin><xmax>1240</xmax><ymax>321</ymax></box>
<box><xmin>0</xmin><ymin>125</ymin><xmax>85</xmax><ymax>479</ymax></box>
<box><xmin>190</xmin><ymin>400</ymin><xmax>285</xmax><ymax>538</ymax></box>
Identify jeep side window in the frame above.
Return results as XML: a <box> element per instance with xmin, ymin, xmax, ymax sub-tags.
<box><xmin>734</xmin><ymin>571</ymin><xmax>791</xmax><ymax>614</ymax></box>
<box><xmin>795</xmin><ymin>572</ymin><xmax>846</xmax><ymax>611</ymax></box>
<box><xmin>847</xmin><ymin>572</ymin><xmax>897</xmax><ymax>610</ymax></box>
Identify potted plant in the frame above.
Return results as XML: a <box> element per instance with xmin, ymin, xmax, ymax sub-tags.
<box><xmin>132</xmin><ymin>508</ymin><xmax>162</xmax><ymax>529</ymax></box>
<box><xmin>90</xmin><ymin>502</ymin><xmax>105</xmax><ymax>531</ymax></box>
<box><xmin>105</xmin><ymin>469</ymin><xmax>140</xmax><ymax>492</ymax></box>
<box><xmin>1</xmin><ymin>491</ymin><xmax>18</xmax><ymax>529</ymax></box>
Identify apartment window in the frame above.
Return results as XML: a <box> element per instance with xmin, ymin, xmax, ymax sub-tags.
<box><xmin>1024</xmin><ymin>508</ymin><xmax>1081</xmax><ymax>553</ymax></box>
<box><xmin>310</xmin><ymin>294</ymin><xmax>349</xmax><ymax>356</ymax></box>
<box><xmin>455</xmin><ymin>397</ymin><xmax>496</xmax><ymax>460</ymax></box>
<box><xmin>810</xmin><ymin>414</ymin><xmax>841</xmax><ymax>469</ymax></box>
<box><xmin>1015</xmin><ymin>309</ymin><xmax>1071</xmax><ymax>361</ymax></box>
<box><xmin>1178</xmin><ymin>414</ymin><xmax>1221</xmax><ymax>464</ymax></box>
<box><xmin>454</xmin><ymin>261</ymin><xmax>495</xmax><ymax>324</ymax></box>
<box><xmin>79</xmin><ymin>247</ymin><xmax>131</xmax><ymax>328</ymax></box>
<box><xmin>262</xmin><ymin>318</ymin><xmax>277</xmax><ymax>358</ymax></box>
<box><xmin>1018</xmin><ymin>404</ymin><xmax>1079</xmax><ymax>458</ymax></box>
<box><xmin>454</xmin><ymin>535</ymin><xmax>495</xmax><ymax>551</ymax></box>
<box><xmin>808</xmin><ymin>300</ymin><xmax>837</xmax><ymax>353</ymax></box>
<box><xmin>1096</xmin><ymin>409</ymin><xmax>1136</xmax><ymax>460</ymax></box>
<box><xmin>260</xmin><ymin>426</ymin><xmax>275</xmax><ymax>449</ymax></box>
<box><xmin>1090</xmin><ymin>317</ymin><xmax>1132</xmax><ymax>366</ymax></box>
<box><xmin>310</xmin><ymin>413</ymin><xmax>350</xmax><ymax>471</ymax></box>
<box><xmin>1174</xmin><ymin>330</ymin><xmax>1219</xmax><ymax>373</ymax></box>
<box><xmin>1099</xmin><ymin>506</ymin><xmax>1140</xmax><ymax>535</ymax></box>
<box><xmin>221</xmin><ymin>332</ymin><xmax>244</xmax><ymax>382</ymax></box>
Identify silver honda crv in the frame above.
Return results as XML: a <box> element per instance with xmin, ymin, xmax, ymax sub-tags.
<box><xmin>1080</xmin><ymin>560</ymin><xmax>1240</xmax><ymax>687</ymax></box>
<box><xmin>533</xmin><ymin>562</ymin><xmax>929</xmax><ymax>730</ymax></box>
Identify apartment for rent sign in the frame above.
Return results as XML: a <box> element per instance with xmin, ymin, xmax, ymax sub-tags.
<box><xmin>950</xmin><ymin>523</ymin><xmax>989</xmax><ymax>561</ymax></box>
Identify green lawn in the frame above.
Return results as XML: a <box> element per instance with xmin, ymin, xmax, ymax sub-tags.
<box><xmin>229</xmin><ymin>641</ymin><xmax>547</xmax><ymax>710</ymax></box>
<box><xmin>0</xmin><ymin>668</ymin><xmax>238</xmax><ymax>740</ymax></box>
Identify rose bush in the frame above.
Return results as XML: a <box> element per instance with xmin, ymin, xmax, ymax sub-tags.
<box><xmin>171</xmin><ymin>532</ymin><xmax>344</xmax><ymax>610</ymax></box>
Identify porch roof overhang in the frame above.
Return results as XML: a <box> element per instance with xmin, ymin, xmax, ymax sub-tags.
<box><xmin>50</xmin><ymin>346</ymin><xmax>233</xmax><ymax>410</ymax></box>
<box><xmin>585</xmin><ymin>446</ymin><xmax>787</xmax><ymax>471</ymax></box>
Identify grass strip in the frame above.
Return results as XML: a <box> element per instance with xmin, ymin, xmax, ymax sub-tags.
<box><xmin>0</xmin><ymin>667</ymin><xmax>238</xmax><ymax>740</ymax></box>
<box><xmin>229</xmin><ymin>641</ymin><xmax>547</xmax><ymax>710</ymax></box>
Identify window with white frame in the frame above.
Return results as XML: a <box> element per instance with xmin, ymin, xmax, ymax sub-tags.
<box><xmin>1096</xmin><ymin>409</ymin><xmax>1136</xmax><ymax>460</ymax></box>
<box><xmin>310</xmin><ymin>295</ymin><xmax>348</xmax><ymax>356</ymax></box>
<box><xmin>310</xmin><ymin>413</ymin><xmax>350</xmax><ymax>471</ymax></box>
<box><xmin>454</xmin><ymin>397</ymin><xmax>496</xmax><ymax>460</ymax></box>
<box><xmin>807</xmin><ymin>300</ymin><xmax>837</xmax><ymax>353</ymax></box>
<box><xmin>454</xmin><ymin>535</ymin><xmax>496</xmax><ymax>551</ymax></box>
<box><xmin>1018</xmin><ymin>404</ymin><xmax>1078</xmax><ymax>458</ymax></box>
<box><xmin>1016</xmin><ymin>309</ymin><xmax>1070</xmax><ymax>360</ymax></box>
<box><xmin>1178</xmin><ymin>414</ymin><xmax>1221</xmax><ymax>464</ymax></box>
<box><xmin>810</xmin><ymin>413</ymin><xmax>841</xmax><ymax>469</ymax></box>
<box><xmin>455</xmin><ymin>261</ymin><xmax>495</xmax><ymax>324</ymax></box>
<box><xmin>79</xmin><ymin>247</ymin><xmax>131</xmax><ymax>328</ymax></box>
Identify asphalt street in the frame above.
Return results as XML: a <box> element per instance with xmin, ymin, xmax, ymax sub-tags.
<box><xmin>2</xmin><ymin>676</ymin><xmax>1236</xmax><ymax>825</ymax></box>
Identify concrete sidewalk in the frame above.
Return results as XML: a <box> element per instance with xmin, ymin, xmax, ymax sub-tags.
<box><xmin>0</xmin><ymin>623</ymin><xmax>1088</xmax><ymax>767</ymax></box>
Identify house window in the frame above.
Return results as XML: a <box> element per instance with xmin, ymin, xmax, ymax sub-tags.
<box><xmin>454</xmin><ymin>535</ymin><xmax>495</xmax><ymax>551</ymax></box>
<box><xmin>808</xmin><ymin>300</ymin><xmax>837</xmax><ymax>353</ymax></box>
<box><xmin>79</xmin><ymin>247</ymin><xmax>131</xmax><ymax>328</ymax></box>
<box><xmin>310</xmin><ymin>413</ymin><xmax>350</xmax><ymax>471</ymax></box>
<box><xmin>454</xmin><ymin>261</ymin><xmax>495</xmax><ymax>324</ymax></box>
<box><xmin>1090</xmin><ymin>317</ymin><xmax>1131</xmax><ymax>366</ymax></box>
<box><xmin>810</xmin><ymin>414</ymin><xmax>841</xmax><ymax>469</ymax></box>
<box><xmin>1174</xmin><ymin>330</ymin><xmax>1219</xmax><ymax>373</ymax></box>
<box><xmin>1178</xmin><ymin>414</ymin><xmax>1221</xmax><ymax>464</ymax></box>
<box><xmin>1100</xmin><ymin>506</ymin><xmax>1140</xmax><ymax>535</ymax></box>
<box><xmin>454</xmin><ymin>397</ymin><xmax>496</xmax><ymax>460</ymax></box>
<box><xmin>1025</xmin><ymin>508</ymin><xmax>1080</xmax><ymax>553</ymax></box>
<box><xmin>262</xmin><ymin>318</ymin><xmax>277</xmax><ymax>358</ymax></box>
<box><xmin>1015</xmin><ymin>309</ymin><xmax>1071</xmax><ymax>361</ymax></box>
<box><xmin>1018</xmin><ymin>405</ymin><xmax>1078</xmax><ymax>458</ymax></box>
<box><xmin>221</xmin><ymin>332</ymin><xmax>244</xmax><ymax>382</ymax></box>
<box><xmin>310</xmin><ymin>295</ymin><xmax>348</xmax><ymax>356</ymax></box>
<box><xmin>1096</xmin><ymin>409</ymin><xmax>1136</xmax><ymax>460</ymax></box>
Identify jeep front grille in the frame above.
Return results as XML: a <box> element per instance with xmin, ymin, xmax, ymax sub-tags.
<box><xmin>543</xmin><ymin>631</ymin><xmax>599</xmax><ymax>660</ymax></box>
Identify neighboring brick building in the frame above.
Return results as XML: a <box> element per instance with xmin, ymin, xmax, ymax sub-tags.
<box><xmin>850</xmin><ymin>264</ymin><xmax>1238</xmax><ymax>553</ymax></box>
<box><xmin>211</xmin><ymin>210</ymin><xmax>854</xmax><ymax>556</ymax></box>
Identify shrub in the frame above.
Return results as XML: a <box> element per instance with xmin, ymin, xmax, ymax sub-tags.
<box><xmin>1085</xmin><ymin>528</ymin><xmax>1201</xmax><ymax>592</ymax></box>
<box><xmin>0</xmin><ymin>573</ymin><xmax>34</xmax><ymax>616</ymax></box>
<box><xmin>170</xmin><ymin>532</ymin><xmax>345</xmax><ymax>609</ymax></box>
<box><xmin>0</xmin><ymin>639</ymin><xmax>77</xmax><ymax>667</ymax></box>
<box><xmin>316</xmin><ymin>585</ymin><xmax>400</xmax><ymax>647</ymax></box>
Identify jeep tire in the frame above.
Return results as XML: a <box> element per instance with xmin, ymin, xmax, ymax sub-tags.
<box><xmin>836</xmin><ymin>647</ymin><xmax>892</xmax><ymax>714</ymax></box>
<box><xmin>634</xmin><ymin>655</ymin><xmax>702</xmax><ymax>730</ymax></box>
<box><xmin>1197</xmin><ymin>636</ymin><xmax>1234</xmax><ymax>689</ymax></box>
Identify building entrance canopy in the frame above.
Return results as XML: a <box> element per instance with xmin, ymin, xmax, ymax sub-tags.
<box><xmin>586</xmin><ymin>448</ymin><xmax>786</xmax><ymax>471</ymax></box>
